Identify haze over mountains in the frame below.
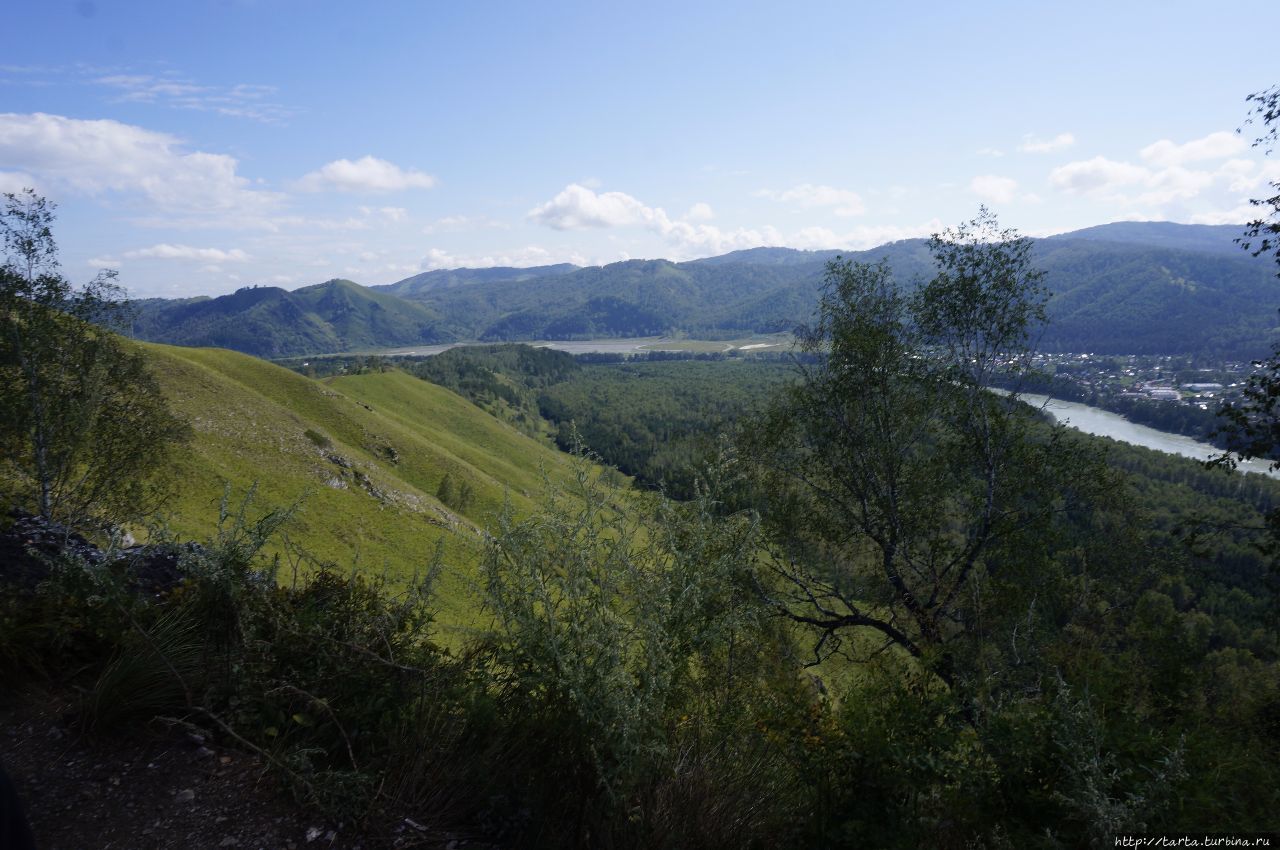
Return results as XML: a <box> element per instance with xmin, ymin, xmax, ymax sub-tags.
<box><xmin>130</xmin><ymin>222</ymin><xmax>1279</xmax><ymax>359</ymax></box>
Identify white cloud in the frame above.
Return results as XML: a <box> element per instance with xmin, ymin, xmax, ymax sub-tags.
<box><xmin>1047</xmin><ymin>137</ymin><xmax>1278</xmax><ymax>219</ymax></box>
<box><xmin>358</xmin><ymin>205</ymin><xmax>408</xmax><ymax>222</ymax></box>
<box><xmin>0</xmin><ymin>112</ymin><xmax>278</xmax><ymax>217</ymax></box>
<box><xmin>1217</xmin><ymin>158</ymin><xmax>1260</xmax><ymax>192</ymax></box>
<box><xmin>0</xmin><ymin>170</ymin><xmax>39</xmax><ymax>194</ymax></box>
<box><xmin>1049</xmin><ymin>144</ymin><xmax>1272</xmax><ymax>206</ymax></box>
<box><xmin>532</xmin><ymin>183</ymin><xmax>786</xmax><ymax>256</ymax></box>
<box><xmin>1140</xmin><ymin>131</ymin><xmax>1246</xmax><ymax>167</ymax></box>
<box><xmin>1134</xmin><ymin>165</ymin><xmax>1215</xmax><ymax>205</ymax></box>
<box><xmin>422</xmin><ymin>214</ymin><xmax>509</xmax><ymax>234</ymax></box>
<box><xmin>98</xmin><ymin>74</ymin><xmax>206</xmax><ymax>100</ymax></box>
<box><xmin>1048</xmin><ymin>156</ymin><xmax>1149</xmax><ymax>193</ymax></box>
<box><xmin>530</xmin><ymin>184</ymin><xmax>943</xmax><ymax>260</ymax></box>
<box><xmin>1188</xmin><ymin>204</ymin><xmax>1256</xmax><ymax>226</ymax></box>
<box><xmin>94</xmin><ymin>74</ymin><xmax>293</xmax><ymax>123</ymax></box>
<box><xmin>123</xmin><ymin>244</ymin><xmax>250</xmax><ymax>262</ymax></box>
<box><xmin>298</xmin><ymin>156</ymin><xmax>436</xmax><ymax>193</ymax></box>
<box><xmin>757</xmin><ymin>183</ymin><xmax>866</xmax><ymax>216</ymax></box>
<box><xmin>528</xmin><ymin>183</ymin><xmax>657</xmax><ymax>229</ymax></box>
<box><xmin>970</xmin><ymin>175</ymin><xmax>1019</xmax><ymax>204</ymax></box>
<box><xmin>312</xmin><ymin>217</ymin><xmax>373</xmax><ymax>231</ymax></box>
<box><xmin>1212</xmin><ymin>158</ymin><xmax>1280</xmax><ymax>193</ymax></box>
<box><xmin>685</xmin><ymin>202</ymin><xmax>714</xmax><ymax>221</ymax></box>
<box><xmin>419</xmin><ymin>245</ymin><xmax>588</xmax><ymax>271</ymax></box>
<box><xmin>1019</xmin><ymin>133</ymin><xmax>1075</xmax><ymax>153</ymax></box>
<box><xmin>976</xmin><ymin>147</ymin><xmax>1005</xmax><ymax>158</ymax></box>
<box><xmin>420</xmin><ymin>248</ymin><xmax>458</xmax><ymax>270</ymax></box>
<box><xmin>661</xmin><ymin>220</ymin><xmax>783</xmax><ymax>257</ymax></box>
<box><xmin>785</xmin><ymin>219</ymin><xmax>945</xmax><ymax>251</ymax></box>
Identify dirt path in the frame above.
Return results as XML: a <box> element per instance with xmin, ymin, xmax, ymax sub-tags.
<box><xmin>1</xmin><ymin>694</ymin><xmax>378</xmax><ymax>850</ymax></box>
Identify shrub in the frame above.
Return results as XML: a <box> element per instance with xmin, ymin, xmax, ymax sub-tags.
<box><xmin>303</xmin><ymin>428</ymin><xmax>332</xmax><ymax>449</ymax></box>
<box><xmin>476</xmin><ymin>458</ymin><xmax>797</xmax><ymax>847</ymax></box>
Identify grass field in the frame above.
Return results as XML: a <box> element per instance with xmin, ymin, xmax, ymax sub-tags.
<box><xmin>140</xmin><ymin>343</ymin><xmax>584</xmax><ymax>622</ymax></box>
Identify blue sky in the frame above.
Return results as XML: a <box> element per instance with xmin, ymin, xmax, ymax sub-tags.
<box><xmin>2</xmin><ymin>0</ymin><xmax>1276</xmax><ymax>297</ymax></box>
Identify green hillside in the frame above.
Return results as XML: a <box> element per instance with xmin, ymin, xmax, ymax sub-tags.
<box><xmin>141</xmin><ymin>342</ymin><xmax>578</xmax><ymax>617</ymax></box>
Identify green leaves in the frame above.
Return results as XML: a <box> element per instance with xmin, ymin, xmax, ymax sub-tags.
<box><xmin>1</xmin><ymin>190</ymin><xmax>188</xmax><ymax>530</ymax></box>
<box><xmin>479</xmin><ymin>457</ymin><xmax>766</xmax><ymax>806</ymax></box>
<box><xmin>747</xmin><ymin>212</ymin><xmax>1111</xmax><ymax>686</ymax></box>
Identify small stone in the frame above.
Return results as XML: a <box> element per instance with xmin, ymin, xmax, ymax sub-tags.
<box><xmin>196</xmin><ymin>746</ymin><xmax>216</xmax><ymax>758</ymax></box>
<box><xmin>305</xmin><ymin>827</ymin><xmax>322</xmax><ymax>843</ymax></box>
<box><xmin>175</xmin><ymin>788</ymin><xmax>195</xmax><ymax>804</ymax></box>
<box><xmin>219</xmin><ymin>838</ymin><xmax>239</xmax><ymax>847</ymax></box>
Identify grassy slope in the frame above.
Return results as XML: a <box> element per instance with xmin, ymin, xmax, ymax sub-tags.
<box><xmin>141</xmin><ymin>342</ymin><xmax>578</xmax><ymax>621</ymax></box>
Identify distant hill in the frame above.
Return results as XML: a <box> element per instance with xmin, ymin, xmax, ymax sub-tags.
<box><xmin>375</xmin><ymin>263</ymin><xmax>580</xmax><ymax>297</ymax></box>
<box><xmin>685</xmin><ymin>246</ymin><xmax>845</xmax><ymax>267</ymax></box>
<box><xmin>1033</xmin><ymin>238</ymin><xmax>1279</xmax><ymax>356</ymax></box>
<box><xmin>403</xmin><ymin>231</ymin><xmax>1278</xmax><ymax>357</ymax></box>
<box><xmin>1048</xmin><ymin>221</ymin><xmax>1248</xmax><ymax>257</ymax></box>
<box><xmin>133</xmin><ymin>222</ymin><xmax>1280</xmax><ymax>359</ymax></box>
<box><xmin>132</xmin><ymin>278</ymin><xmax>451</xmax><ymax>357</ymax></box>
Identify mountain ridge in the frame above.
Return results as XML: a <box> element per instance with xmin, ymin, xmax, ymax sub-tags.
<box><xmin>129</xmin><ymin>222</ymin><xmax>1278</xmax><ymax>359</ymax></box>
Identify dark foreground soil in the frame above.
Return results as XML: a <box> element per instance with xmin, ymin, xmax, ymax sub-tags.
<box><xmin>1</xmin><ymin>693</ymin><xmax>466</xmax><ymax>850</ymax></box>
<box><xmin>0</xmin><ymin>514</ymin><xmax>489</xmax><ymax>850</ymax></box>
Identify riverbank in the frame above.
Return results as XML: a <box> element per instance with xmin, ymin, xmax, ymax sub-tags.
<box><xmin>1020</xmin><ymin>392</ymin><xmax>1278</xmax><ymax>478</ymax></box>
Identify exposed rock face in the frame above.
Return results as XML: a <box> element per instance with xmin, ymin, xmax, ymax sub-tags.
<box><xmin>0</xmin><ymin>509</ymin><xmax>196</xmax><ymax>597</ymax></box>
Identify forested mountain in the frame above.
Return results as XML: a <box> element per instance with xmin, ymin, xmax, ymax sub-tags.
<box><xmin>373</xmin><ymin>262</ymin><xmax>579</xmax><ymax>297</ymax></box>
<box><xmin>685</xmin><ymin>245</ymin><xmax>845</xmax><ymax>267</ymax></box>
<box><xmin>404</xmin><ymin>232</ymin><xmax>1278</xmax><ymax>356</ymax></box>
<box><xmin>130</xmin><ymin>222</ymin><xmax>1280</xmax><ymax>359</ymax></box>
<box><xmin>1035</xmin><ymin>238</ymin><xmax>1279</xmax><ymax>355</ymax></box>
<box><xmin>1048</xmin><ymin>220</ymin><xmax>1248</xmax><ymax>256</ymax></box>
<box><xmin>130</xmin><ymin>278</ymin><xmax>451</xmax><ymax>357</ymax></box>
<box><xmin>398</xmin><ymin>243</ymin><xmax>934</xmax><ymax>342</ymax></box>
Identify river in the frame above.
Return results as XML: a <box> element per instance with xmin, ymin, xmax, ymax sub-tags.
<box><xmin>369</xmin><ymin>340</ymin><xmax>1277</xmax><ymax>479</ymax></box>
<box><xmin>1018</xmin><ymin>393</ymin><xmax>1278</xmax><ymax>478</ymax></box>
<box><xmin>375</xmin><ymin>336</ymin><xmax>790</xmax><ymax>357</ymax></box>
